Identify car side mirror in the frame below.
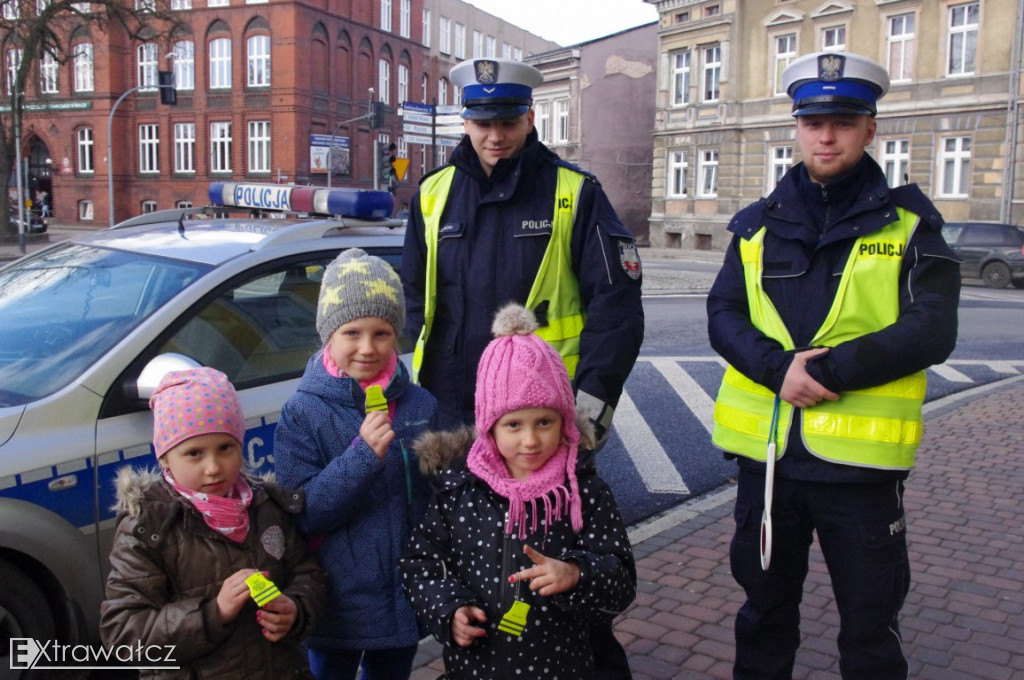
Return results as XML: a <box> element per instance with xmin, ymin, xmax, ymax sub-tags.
<box><xmin>135</xmin><ymin>353</ymin><xmax>203</xmax><ymax>402</ymax></box>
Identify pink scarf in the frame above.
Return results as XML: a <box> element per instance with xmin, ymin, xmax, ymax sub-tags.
<box><xmin>467</xmin><ymin>434</ymin><xmax>583</xmax><ymax>540</ymax></box>
<box><xmin>164</xmin><ymin>469</ymin><xmax>253</xmax><ymax>543</ymax></box>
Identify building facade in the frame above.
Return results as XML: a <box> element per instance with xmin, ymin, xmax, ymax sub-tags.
<box><xmin>5</xmin><ymin>0</ymin><xmax>557</xmax><ymax>226</ymax></box>
<box><xmin>528</xmin><ymin>22</ymin><xmax>659</xmax><ymax>242</ymax></box>
<box><xmin>645</xmin><ymin>0</ymin><xmax>1024</xmax><ymax>249</ymax></box>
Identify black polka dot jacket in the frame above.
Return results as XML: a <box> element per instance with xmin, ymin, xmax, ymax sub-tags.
<box><xmin>400</xmin><ymin>426</ymin><xmax>637</xmax><ymax>679</ymax></box>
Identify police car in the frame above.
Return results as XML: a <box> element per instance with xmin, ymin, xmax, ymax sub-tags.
<box><xmin>0</xmin><ymin>183</ymin><xmax>402</xmax><ymax>659</ymax></box>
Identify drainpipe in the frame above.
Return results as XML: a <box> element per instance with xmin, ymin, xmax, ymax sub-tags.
<box><xmin>1002</xmin><ymin>0</ymin><xmax>1024</xmax><ymax>223</ymax></box>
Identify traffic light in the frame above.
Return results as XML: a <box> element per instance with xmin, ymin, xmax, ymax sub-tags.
<box><xmin>370</xmin><ymin>101</ymin><xmax>385</xmax><ymax>129</ymax></box>
<box><xmin>379</xmin><ymin>141</ymin><xmax>397</xmax><ymax>192</ymax></box>
<box><xmin>158</xmin><ymin>70</ymin><xmax>177</xmax><ymax>105</ymax></box>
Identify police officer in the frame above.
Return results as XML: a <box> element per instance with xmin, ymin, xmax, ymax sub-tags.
<box><xmin>707</xmin><ymin>52</ymin><xmax>960</xmax><ymax>679</ymax></box>
<box><xmin>402</xmin><ymin>58</ymin><xmax>644</xmax><ymax>441</ymax></box>
<box><xmin>401</xmin><ymin>57</ymin><xmax>643</xmax><ymax>679</ymax></box>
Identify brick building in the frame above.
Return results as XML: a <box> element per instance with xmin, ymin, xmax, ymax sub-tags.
<box><xmin>8</xmin><ymin>0</ymin><xmax>557</xmax><ymax>226</ymax></box>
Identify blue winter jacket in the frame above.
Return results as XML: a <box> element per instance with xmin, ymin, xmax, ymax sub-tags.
<box><xmin>274</xmin><ymin>353</ymin><xmax>437</xmax><ymax>650</ymax></box>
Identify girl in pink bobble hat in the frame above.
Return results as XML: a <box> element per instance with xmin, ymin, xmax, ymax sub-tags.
<box><xmin>401</xmin><ymin>304</ymin><xmax>636</xmax><ymax>680</ymax></box>
<box><xmin>100</xmin><ymin>367</ymin><xmax>326</xmax><ymax>679</ymax></box>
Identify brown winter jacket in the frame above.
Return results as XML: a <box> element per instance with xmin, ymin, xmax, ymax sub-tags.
<box><xmin>100</xmin><ymin>467</ymin><xmax>326</xmax><ymax>680</ymax></box>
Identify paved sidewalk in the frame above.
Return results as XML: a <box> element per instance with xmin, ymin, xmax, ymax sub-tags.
<box><xmin>411</xmin><ymin>377</ymin><xmax>1024</xmax><ymax>680</ymax></box>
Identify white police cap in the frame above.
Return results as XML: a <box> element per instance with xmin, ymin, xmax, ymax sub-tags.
<box><xmin>450</xmin><ymin>58</ymin><xmax>544</xmax><ymax>120</ymax></box>
<box><xmin>782</xmin><ymin>52</ymin><xmax>890</xmax><ymax>117</ymax></box>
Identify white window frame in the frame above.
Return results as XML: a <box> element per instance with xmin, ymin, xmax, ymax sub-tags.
<box><xmin>170</xmin><ymin>0</ymin><xmax>191</xmax><ymax>9</ymax></box>
<box><xmin>247</xmin><ymin>35</ymin><xmax>270</xmax><ymax>87</ymax></box>
<box><xmin>380</xmin><ymin>0</ymin><xmax>391</xmax><ymax>32</ymax></box>
<box><xmin>78</xmin><ymin>200</ymin><xmax>93</xmax><ymax>221</ymax></box>
<box><xmin>938</xmin><ymin>135</ymin><xmax>971</xmax><ymax>198</ymax></box>
<box><xmin>139</xmin><ymin>124</ymin><xmax>160</xmax><ymax>174</ymax></box>
<box><xmin>37</xmin><ymin>0</ymin><xmax>51</xmax><ymax>12</ymax></box>
<box><xmin>671</xmin><ymin>50</ymin><xmax>691</xmax><ymax>107</ymax></box>
<box><xmin>209</xmin><ymin>37</ymin><xmax>232</xmax><ymax>90</ymax></box>
<box><xmin>454</xmin><ymin>23</ymin><xmax>466</xmax><ymax>59</ymax></box>
<box><xmin>247</xmin><ymin>120</ymin><xmax>270</xmax><ymax>173</ymax></box>
<box><xmin>137</xmin><ymin>43</ymin><xmax>159</xmax><ymax>91</ymax></box>
<box><xmin>698</xmin><ymin>149</ymin><xmax>719</xmax><ymax>198</ymax></box>
<box><xmin>6</xmin><ymin>49</ymin><xmax>20</xmax><ymax>93</ymax></box>
<box><xmin>211</xmin><ymin>122</ymin><xmax>232</xmax><ymax>173</ymax></box>
<box><xmin>174</xmin><ymin>122</ymin><xmax>195</xmax><ymax>173</ymax></box>
<box><xmin>946</xmin><ymin>2</ymin><xmax>979</xmax><ymax>77</ymax></box>
<box><xmin>668</xmin><ymin>150</ymin><xmax>688</xmax><ymax>198</ymax></box>
<box><xmin>378</xmin><ymin>59</ymin><xmax>390</xmax><ymax>103</ymax></box>
<box><xmin>74</xmin><ymin>42</ymin><xmax>94</xmax><ymax>92</ymax></box>
<box><xmin>3</xmin><ymin>1</ymin><xmax>18</xmax><ymax>20</ymax></box>
<box><xmin>821</xmin><ymin>25</ymin><xmax>846</xmax><ymax>51</ymax></box>
<box><xmin>768</xmin><ymin>145</ymin><xmax>792</xmax><ymax>192</ymax></box>
<box><xmin>473</xmin><ymin>31</ymin><xmax>483</xmax><ymax>58</ymax></box>
<box><xmin>172</xmin><ymin>40</ymin><xmax>195</xmax><ymax>91</ymax></box>
<box><xmin>502</xmin><ymin>42</ymin><xmax>512</xmax><ymax>59</ymax></box>
<box><xmin>421</xmin><ymin>73</ymin><xmax>428</xmax><ymax>103</ymax></box>
<box><xmin>773</xmin><ymin>34</ymin><xmax>796</xmax><ymax>96</ymax></box>
<box><xmin>879</xmin><ymin>138</ymin><xmax>909</xmax><ymax>188</ymax></box>
<box><xmin>141</xmin><ymin>200</ymin><xmax>157</xmax><ymax>213</ymax></box>
<box><xmin>399</xmin><ymin>0</ymin><xmax>410</xmax><ymax>38</ymax></box>
<box><xmin>176</xmin><ymin>200</ymin><xmax>193</xmax><ymax>209</ymax></box>
<box><xmin>439</xmin><ymin>17</ymin><xmax>451</xmax><ymax>55</ymax></box>
<box><xmin>554</xmin><ymin>99</ymin><xmax>569</xmax><ymax>144</ymax></box>
<box><xmin>398</xmin><ymin>64</ymin><xmax>409</xmax><ymax>103</ymax></box>
<box><xmin>77</xmin><ymin>127</ymin><xmax>94</xmax><ymax>173</ymax></box>
<box><xmin>535</xmin><ymin>102</ymin><xmax>550</xmax><ymax>143</ymax></box>
<box><xmin>486</xmin><ymin>36</ymin><xmax>496</xmax><ymax>58</ymax></box>
<box><xmin>438</xmin><ymin>77</ymin><xmax>448</xmax><ymax>106</ymax></box>
<box><xmin>703</xmin><ymin>45</ymin><xmax>721</xmax><ymax>103</ymax></box>
<box><xmin>39</xmin><ymin>50</ymin><xmax>58</xmax><ymax>94</ymax></box>
<box><xmin>886</xmin><ymin>12</ymin><xmax>916</xmax><ymax>83</ymax></box>
<box><xmin>513</xmin><ymin>47</ymin><xmax>522</xmax><ymax>61</ymax></box>
<box><xmin>134</xmin><ymin>0</ymin><xmax>154</xmax><ymax>11</ymax></box>
<box><xmin>422</xmin><ymin>9</ymin><xmax>431</xmax><ymax>48</ymax></box>
<box><xmin>207</xmin><ymin>0</ymin><xmax>228</xmax><ymax>6</ymax></box>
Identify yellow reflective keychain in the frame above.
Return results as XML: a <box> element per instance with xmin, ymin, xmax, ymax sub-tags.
<box><xmin>245</xmin><ymin>572</ymin><xmax>281</xmax><ymax>607</ymax></box>
<box><xmin>497</xmin><ymin>578</ymin><xmax>530</xmax><ymax>636</ymax></box>
<box><xmin>365</xmin><ymin>384</ymin><xmax>388</xmax><ymax>412</ymax></box>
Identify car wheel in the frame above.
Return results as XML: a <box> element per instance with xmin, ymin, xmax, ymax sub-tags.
<box><xmin>981</xmin><ymin>261</ymin><xmax>1011</xmax><ymax>288</ymax></box>
<box><xmin>0</xmin><ymin>560</ymin><xmax>58</xmax><ymax>678</ymax></box>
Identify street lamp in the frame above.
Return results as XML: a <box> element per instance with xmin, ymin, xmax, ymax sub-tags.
<box><xmin>327</xmin><ymin>88</ymin><xmax>376</xmax><ymax>189</ymax></box>
<box><xmin>108</xmin><ymin>55</ymin><xmax>176</xmax><ymax>227</ymax></box>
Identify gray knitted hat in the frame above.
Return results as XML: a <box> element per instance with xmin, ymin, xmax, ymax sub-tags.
<box><xmin>316</xmin><ymin>248</ymin><xmax>405</xmax><ymax>344</ymax></box>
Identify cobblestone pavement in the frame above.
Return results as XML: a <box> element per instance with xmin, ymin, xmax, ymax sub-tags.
<box><xmin>412</xmin><ymin>377</ymin><xmax>1024</xmax><ymax>679</ymax></box>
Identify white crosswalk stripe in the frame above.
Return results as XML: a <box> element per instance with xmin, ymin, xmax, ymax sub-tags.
<box><xmin>613</xmin><ymin>390</ymin><xmax>690</xmax><ymax>495</ymax></box>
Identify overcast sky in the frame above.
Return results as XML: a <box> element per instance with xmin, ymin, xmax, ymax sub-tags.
<box><xmin>463</xmin><ymin>0</ymin><xmax>659</xmax><ymax>47</ymax></box>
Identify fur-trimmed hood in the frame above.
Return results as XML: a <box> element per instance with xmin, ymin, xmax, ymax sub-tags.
<box><xmin>413</xmin><ymin>412</ymin><xmax>596</xmax><ymax>477</ymax></box>
<box><xmin>112</xmin><ymin>465</ymin><xmax>284</xmax><ymax>518</ymax></box>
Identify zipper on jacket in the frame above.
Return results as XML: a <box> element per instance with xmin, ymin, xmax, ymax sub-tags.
<box><xmin>496</xmin><ymin>510</ymin><xmax>518</xmax><ymax>672</ymax></box>
<box><xmin>399</xmin><ymin>439</ymin><xmax>413</xmax><ymax>506</ymax></box>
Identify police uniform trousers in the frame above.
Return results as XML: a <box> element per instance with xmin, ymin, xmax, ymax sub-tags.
<box><xmin>730</xmin><ymin>467</ymin><xmax>911</xmax><ymax>680</ymax></box>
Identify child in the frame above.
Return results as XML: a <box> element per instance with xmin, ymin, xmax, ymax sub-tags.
<box><xmin>400</xmin><ymin>303</ymin><xmax>637</xmax><ymax>680</ymax></box>
<box><xmin>100</xmin><ymin>367</ymin><xmax>326</xmax><ymax>679</ymax></box>
<box><xmin>274</xmin><ymin>248</ymin><xmax>438</xmax><ymax>679</ymax></box>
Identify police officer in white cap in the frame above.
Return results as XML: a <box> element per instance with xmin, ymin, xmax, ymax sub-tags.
<box><xmin>708</xmin><ymin>52</ymin><xmax>960</xmax><ymax>679</ymax></box>
<box><xmin>402</xmin><ymin>56</ymin><xmax>642</xmax><ymax>679</ymax></box>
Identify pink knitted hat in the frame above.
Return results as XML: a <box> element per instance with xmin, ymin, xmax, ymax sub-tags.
<box><xmin>469</xmin><ymin>304</ymin><xmax>583</xmax><ymax>538</ymax></box>
<box><xmin>149</xmin><ymin>367</ymin><xmax>246</xmax><ymax>458</ymax></box>
<box><xmin>474</xmin><ymin>304</ymin><xmax>578</xmax><ymax>439</ymax></box>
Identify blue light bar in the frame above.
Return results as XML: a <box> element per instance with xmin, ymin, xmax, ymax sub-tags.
<box><xmin>209</xmin><ymin>183</ymin><xmax>394</xmax><ymax>220</ymax></box>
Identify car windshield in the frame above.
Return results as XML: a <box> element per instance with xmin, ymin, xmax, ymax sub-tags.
<box><xmin>0</xmin><ymin>243</ymin><xmax>208</xmax><ymax>407</ymax></box>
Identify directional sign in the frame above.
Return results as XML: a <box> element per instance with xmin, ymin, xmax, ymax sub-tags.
<box><xmin>405</xmin><ymin>134</ymin><xmax>434</xmax><ymax>145</ymax></box>
<box><xmin>436</xmin><ymin>137</ymin><xmax>460</xmax><ymax>147</ymax></box>
<box><xmin>402</xmin><ymin>123</ymin><xmax>433</xmax><ymax>135</ymax></box>
<box><xmin>403</xmin><ymin>101</ymin><xmax>435</xmax><ymax>114</ymax></box>
<box><xmin>436</xmin><ymin>113</ymin><xmax>462</xmax><ymax>126</ymax></box>
<box><xmin>402</xmin><ymin>112</ymin><xmax>434</xmax><ymax>125</ymax></box>
<box><xmin>436</xmin><ymin>104</ymin><xmax>461</xmax><ymax>114</ymax></box>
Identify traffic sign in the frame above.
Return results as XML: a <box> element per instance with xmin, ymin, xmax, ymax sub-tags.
<box><xmin>402</xmin><ymin>123</ymin><xmax>433</xmax><ymax>135</ymax></box>
<box><xmin>403</xmin><ymin>101</ymin><xmax>435</xmax><ymax>114</ymax></box>
<box><xmin>404</xmin><ymin>134</ymin><xmax>434</xmax><ymax>145</ymax></box>
<box><xmin>436</xmin><ymin>104</ymin><xmax>461</xmax><ymax>115</ymax></box>
<box><xmin>402</xmin><ymin>112</ymin><xmax>434</xmax><ymax>125</ymax></box>
<box><xmin>392</xmin><ymin>157</ymin><xmax>410</xmax><ymax>181</ymax></box>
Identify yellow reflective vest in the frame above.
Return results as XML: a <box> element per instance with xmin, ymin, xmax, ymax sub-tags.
<box><xmin>712</xmin><ymin>208</ymin><xmax>926</xmax><ymax>470</ymax></box>
<box><xmin>411</xmin><ymin>164</ymin><xmax>587</xmax><ymax>383</ymax></box>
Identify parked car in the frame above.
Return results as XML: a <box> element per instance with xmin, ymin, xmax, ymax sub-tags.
<box><xmin>0</xmin><ymin>183</ymin><xmax>402</xmax><ymax>658</ymax></box>
<box><xmin>8</xmin><ymin>207</ymin><xmax>47</xmax><ymax>233</ymax></box>
<box><xmin>941</xmin><ymin>221</ymin><xmax>1024</xmax><ymax>289</ymax></box>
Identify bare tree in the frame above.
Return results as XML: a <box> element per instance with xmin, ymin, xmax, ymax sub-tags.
<box><xmin>0</xmin><ymin>0</ymin><xmax>180</xmax><ymax>237</ymax></box>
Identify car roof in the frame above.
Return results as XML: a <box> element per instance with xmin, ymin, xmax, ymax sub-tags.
<box><xmin>63</xmin><ymin>216</ymin><xmax>405</xmax><ymax>266</ymax></box>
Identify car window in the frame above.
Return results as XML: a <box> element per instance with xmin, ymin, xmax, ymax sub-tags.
<box><xmin>969</xmin><ymin>225</ymin><xmax>1006</xmax><ymax>246</ymax></box>
<box><xmin>156</xmin><ymin>250</ymin><xmax>405</xmax><ymax>390</ymax></box>
<box><xmin>0</xmin><ymin>244</ymin><xmax>208</xmax><ymax>407</ymax></box>
<box><xmin>941</xmin><ymin>225</ymin><xmax>963</xmax><ymax>245</ymax></box>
